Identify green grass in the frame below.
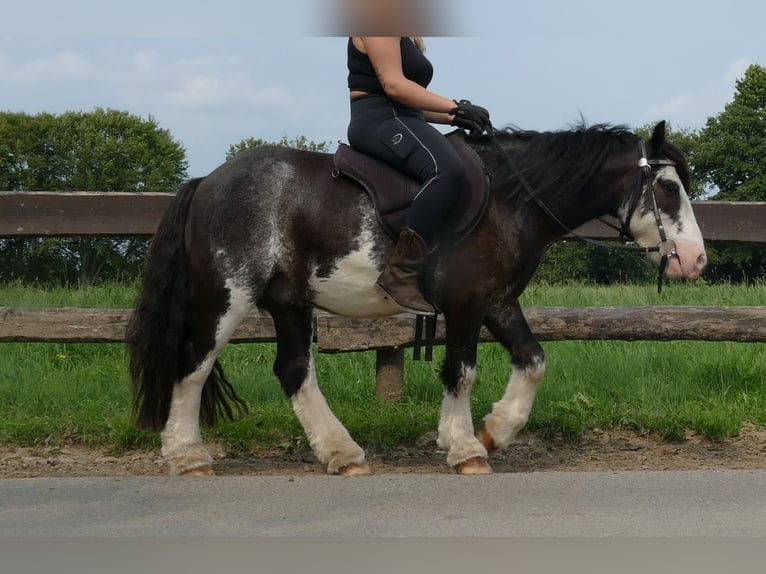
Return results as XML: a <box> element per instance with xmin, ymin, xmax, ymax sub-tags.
<box><xmin>522</xmin><ymin>279</ymin><xmax>766</xmax><ymax>306</ymax></box>
<box><xmin>0</xmin><ymin>279</ymin><xmax>140</xmax><ymax>308</ymax></box>
<box><xmin>1</xmin><ymin>280</ymin><xmax>764</xmax><ymax>453</ymax></box>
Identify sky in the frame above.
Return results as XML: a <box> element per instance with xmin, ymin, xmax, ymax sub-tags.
<box><xmin>1</xmin><ymin>0</ymin><xmax>765</xmax><ymax>178</ymax></box>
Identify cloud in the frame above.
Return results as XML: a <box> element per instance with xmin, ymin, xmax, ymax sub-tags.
<box><xmin>641</xmin><ymin>58</ymin><xmax>757</xmax><ymax>128</ymax></box>
<box><xmin>132</xmin><ymin>50</ymin><xmax>161</xmax><ymax>76</ymax></box>
<box><xmin>114</xmin><ymin>50</ymin><xmax>296</xmax><ymax>113</ymax></box>
<box><xmin>0</xmin><ymin>47</ymin><xmax>299</xmax><ymax>116</ymax></box>
<box><xmin>644</xmin><ymin>94</ymin><xmax>693</xmax><ymax>121</ymax></box>
<box><xmin>161</xmin><ymin>70</ymin><xmax>294</xmax><ymax>111</ymax></box>
<box><xmin>0</xmin><ymin>40</ymin><xmax>338</xmax><ymax>179</ymax></box>
<box><xmin>0</xmin><ymin>50</ymin><xmax>92</xmax><ymax>84</ymax></box>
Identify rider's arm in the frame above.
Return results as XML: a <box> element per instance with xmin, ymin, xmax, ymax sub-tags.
<box><xmin>423</xmin><ymin>111</ymin><xmax>454</xmax><ymax>124</ymax></box>
<box><xmin>360</xmin><ymin>37</ymin><xmax>456</xmax><ymax>117</ymax></box>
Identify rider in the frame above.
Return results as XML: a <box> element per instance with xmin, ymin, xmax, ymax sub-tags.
<box><xmin>347</xmin><ymin>36</ymin><xmax>492</xmax><ymax>315</ymax></box>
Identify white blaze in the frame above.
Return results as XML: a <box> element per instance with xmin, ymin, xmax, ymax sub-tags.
<box><xmin>621</xmin><ymin>166</ymin><xmax>706</xmax><ymax>279</ymax></box>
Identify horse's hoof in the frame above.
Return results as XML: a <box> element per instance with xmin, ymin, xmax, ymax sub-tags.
<box><xmin>180</xmin><ymin>465</ymin><xmax>215</xmax><ymax>477</ymax></box>
<box><xmin>337</xmin><ymin>462</ymin><xmax>373</xmax><ymax>476</ymax></box>
<box><xmin>454</xmin><ymin>457</ymin><xmax>493</xmax><ymax>475</ymax></box>
<box><xmin>476</xmin><ymin>426</ymin><xmax>497</xmax><ymax>456</ymax></box>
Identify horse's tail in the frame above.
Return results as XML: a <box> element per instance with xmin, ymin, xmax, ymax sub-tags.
<box><xmin>127</xmin><ymin>177</ymin><xmax>246</xmax><ymax>432</ymax></box>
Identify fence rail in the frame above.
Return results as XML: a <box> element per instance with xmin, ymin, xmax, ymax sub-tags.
<box><xmin>1</xmin><ymin>192</ymin><xmax>765</xmax><ymax>400</ymax></box>
<box><xmin>3</xmin><ymin>305</ymin><xmax>766</xmax><ymax>400</ymax></box>
<box><xmin>2</xmin><ymin>192</ymin><xmax>766</xmax><ymax>242</ymax></box>
<box><xmin>4</xmin><ymin>306</ymin><xmax>766</xmax><ymax>346</ymax></box>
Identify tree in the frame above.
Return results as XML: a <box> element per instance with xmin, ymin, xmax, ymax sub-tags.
<box><xmin>226</xmin><ymin>135</ymin><xmax>333</xmax><ymax>161</ymax></box>
<box><xmin>49</xmin><ymin>109</ymin><xmax>187</xmax><ymax>193</ymax></box>
<box><xmin>690</xmin><ymin>64</ymin><xmax>766</xmax><ymax>283</ymax></box>
<box><xmin>0</xmin><ymin>109</ymin><xmax>188</xmax><ymax>285</ymax></box>
<box><xmin>0</xmin><ymin>112</ymin><xmax>59</xmax><ymax>191</ymax></box>
<box><xmin>694</xmin><ymin>63</ymin><xmax>766</xmax><ymax>201</ymax></box>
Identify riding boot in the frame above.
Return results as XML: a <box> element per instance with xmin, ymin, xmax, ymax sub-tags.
<box><xmin>375</xmin><ymin>227</ymin><xmax>435</xmax><ymax>316</ymax></box>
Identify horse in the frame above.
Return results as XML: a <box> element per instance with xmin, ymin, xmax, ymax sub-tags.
<box><xmin>126</xmin><ymin>121</ymin><xmax>707</xmax><ymax>476</ymax></box>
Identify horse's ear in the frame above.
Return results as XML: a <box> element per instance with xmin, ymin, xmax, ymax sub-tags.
<box><xmin>650</xmin><ymin>121</ymin><xmax>667</xmax><ymax>154</ymax></box>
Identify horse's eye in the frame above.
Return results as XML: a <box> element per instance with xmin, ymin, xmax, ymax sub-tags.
<box><xmin>661</xmin><ymin>180</ymin><xmax>680</xmax><ymax>194</ymax></box>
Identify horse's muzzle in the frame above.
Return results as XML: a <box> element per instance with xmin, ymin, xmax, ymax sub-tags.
<box><xmin>664</xmin><ymin>240</ymin><xmax>707</xmax><ymax>280</ymax></box>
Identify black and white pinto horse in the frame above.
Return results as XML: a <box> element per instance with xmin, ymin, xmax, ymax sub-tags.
<box><xmin>127</xmin><ymin>121</ymin><xmax>707</xmax><ymax>476</ymax></box>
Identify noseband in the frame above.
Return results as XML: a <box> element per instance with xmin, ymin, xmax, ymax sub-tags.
<box><xmin>487</xmin><ymin>130</ymin><xmax>678</xmax><ymax>292</ymax></box>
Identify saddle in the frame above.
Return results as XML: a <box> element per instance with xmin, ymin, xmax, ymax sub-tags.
<box><xmin>333</xmin><ymin>130</ymin><xmax>490</xmax><ymax>244</ymax></box>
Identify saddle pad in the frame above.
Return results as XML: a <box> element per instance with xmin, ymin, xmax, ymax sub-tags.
<box><xmin>333</xmin><ymin>130</ymin><xmax>490</xmax><ymax>244</ymax></box>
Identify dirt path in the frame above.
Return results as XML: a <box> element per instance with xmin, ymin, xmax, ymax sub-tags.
<box><xmin>3</xmin><ymin>425</ymin><xmax>766</xmax><ymax>478</ymax></box>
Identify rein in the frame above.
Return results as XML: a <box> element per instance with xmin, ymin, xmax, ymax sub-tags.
<box><xmin>485</xmin><ymin>128</ymin><xmax>677</xmax><ymax>292</ymax></box>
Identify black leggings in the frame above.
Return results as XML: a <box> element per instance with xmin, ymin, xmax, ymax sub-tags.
<box><xmin>347</xmin><ymin>95</ymin><xmax>469</xmax><ymax>246</ymax></box>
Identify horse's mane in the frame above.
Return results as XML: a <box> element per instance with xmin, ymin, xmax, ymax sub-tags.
<box><xmin>472</xmin><ymin>123</ymin><xmax>642</xmax><ymax>206</ymax></box>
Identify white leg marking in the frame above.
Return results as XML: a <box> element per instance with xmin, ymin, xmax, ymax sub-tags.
<box><xmin>482</xmin><ymin>358</ymin><xmax>546</xmax><ymax>449</ymax></box>
<box><xmin>291</xmin><ymin>355</ymin><xmax>366</xmax><ymax>474</ymax></box>
<box><xmin>437</xmin><ymin>364</ymin><xmax>488</xmax><ymax>467</ymax></box>
<box><xmin>161</xmin><ymin>357</ymin><xmax>215</xmax><ymax>474</ymax></box>
<box><xmin>161</xmin><ymin>280</ymin><xmax>253</xmax><ymax>475</ymax></box>
<box><xmin>218</xmin><ymin>280</ymin><xmax>255</xmax><ymax>340</ymax></box>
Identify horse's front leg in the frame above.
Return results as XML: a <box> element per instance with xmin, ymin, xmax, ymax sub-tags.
<box><xmin>477</xmin><ymin>298</ymin><xmax>546</xmax><ymax>455</ymax></box>
<box><xmin>437</xmin><ymin>311</ymin><xmax>492</xmax><ymax>475</ymax></box>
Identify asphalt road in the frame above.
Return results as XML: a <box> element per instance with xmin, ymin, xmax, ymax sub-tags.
<box><xmin>3</xmin><ymin>470</ymin><xmax>766</xmax><ymax>537</ymax></box>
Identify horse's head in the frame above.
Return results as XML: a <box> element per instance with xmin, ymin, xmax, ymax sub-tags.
<box><xmin>620</xmin><ymin>121</ymin><xmax>707</xmax><ymax>280</ymax></box>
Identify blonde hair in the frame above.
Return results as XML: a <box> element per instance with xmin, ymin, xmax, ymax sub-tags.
<box><xmin>412</xmin><ymin>37</ymin><xmax>425</xmax><ymax>53</ymax></box>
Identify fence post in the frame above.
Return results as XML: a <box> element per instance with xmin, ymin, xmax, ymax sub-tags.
<box><xmin>375</xmin><ymin>348</ymin><xmax>405</xmax><ymax>402</ymax></box>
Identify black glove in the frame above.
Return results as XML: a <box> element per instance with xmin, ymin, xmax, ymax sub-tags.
<box><xmin>449</xmin><ymin>99</ymin><xmax>491</xmax><ymax>133</ymax></box>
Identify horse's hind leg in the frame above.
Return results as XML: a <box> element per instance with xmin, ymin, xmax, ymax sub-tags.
<box><xmin>161</xmin><ymin>282</ymin><xmax>252</xmax><ymax>476</ymax></box>
<box><xmin>477</xmin><ymin>299</ymin><xmax>546</xmax><ymax>455</ymax></box>
<box><xmin>162</xmin><ymin>367</ymin><xmax>217</xmax><ymax>476</ymax></box>
<box><xmin>264</xmin><ymin>300</ymin><xmax>371</xmax><ymax>476</ymax></box>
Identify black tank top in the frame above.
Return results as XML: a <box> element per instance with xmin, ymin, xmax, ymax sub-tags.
<box><xmin>347</xmin><ymin>37</ymin><xmax>434</xmax><ymax>95</ymax></box>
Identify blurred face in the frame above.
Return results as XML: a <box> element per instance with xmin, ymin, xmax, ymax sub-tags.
<box><xmin>339</xmin><ymin>0</ymin><xmax>439</xmax><ymax>36</ymax></box>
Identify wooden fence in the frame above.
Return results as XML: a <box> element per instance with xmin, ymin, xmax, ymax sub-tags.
<box><xmin>2</xmin><ymin>192</ymin><xmax>765</xmax><ymax>242</ymax></box>
<box><xmin>2</xmin><ymin>192</ymin><xmax>766</xmax><ymax>400</ymax></box>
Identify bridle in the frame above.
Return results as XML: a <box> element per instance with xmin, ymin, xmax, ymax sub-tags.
<box><xmin>486</xmin><ymin>129</ymin><xmax>679</xmax><ymax>293</ymax></box>
<box><xmin>635</xmin><ymin>140</ymin><xmax>679</xmax><ymax>291</ymax></box>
